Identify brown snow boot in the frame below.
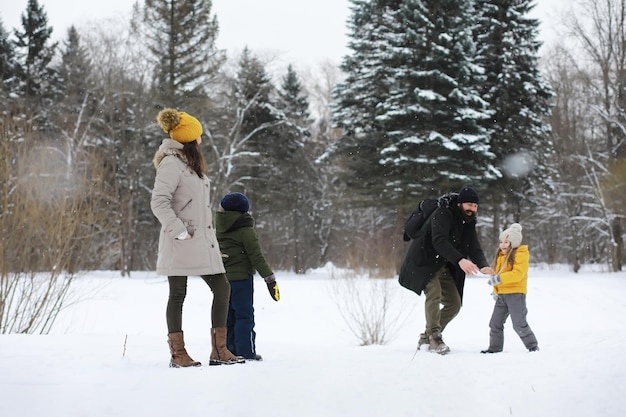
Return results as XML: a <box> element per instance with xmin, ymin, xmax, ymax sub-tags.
<box><xmin>167</xmin><ymin>332</ymin><xmax>201</xmax><ymax>368</ymax></box>
<box><xmin>210</xmin><ymin>327</ymin><xmax>245</xmax><ymax>365</ymax></box>
<box><xmin>428</xmin><ymin>331</ymin><xmax>451</xmax><ymax>355</ymax></box>
<box><xmin>418</xmin><ymin>332</ymin><xmax>430</xmax><ymax>348</ymax></box>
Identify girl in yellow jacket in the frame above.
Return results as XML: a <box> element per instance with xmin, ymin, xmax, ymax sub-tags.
<box><xmin>481</xmin><ymin>223</ymin><xmax>539</xmax><ymax>353</ymax></box>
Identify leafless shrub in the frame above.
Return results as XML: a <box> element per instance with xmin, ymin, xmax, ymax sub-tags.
<box><xmin>329</xmin><ymin>268</ymin><xmax>413</xmax><ymax>346</ymax></box>
<box><xmin>0</xmin><ymin>121</ymin><xmax>110</xmax><ymax>334</ymax></box>
<box><xmin>0</xmin><ymin>271</ymin><xmax>77</xmax><ymax>334</ymax></box>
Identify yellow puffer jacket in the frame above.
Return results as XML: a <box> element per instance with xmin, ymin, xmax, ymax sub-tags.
<box><xmin>493</xmin><ymin>245</ymin><xmax>530</xmax><ymax>295</ymax></box>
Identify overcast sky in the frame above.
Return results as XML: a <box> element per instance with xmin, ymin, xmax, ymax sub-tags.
<box><xmin>1</xmin><ymin>0</ymin><xmax>352</xmax><ymax>69</ymax></box>
<box><xmin>2</xmin><ymin>0</ymin><xmax>567</xmax><ymax>70</ymax></box>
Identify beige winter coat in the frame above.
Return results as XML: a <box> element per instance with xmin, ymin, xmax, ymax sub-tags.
<box><xmin>150</xmin><ymin>139</ymin><xmax>226</xmax><ymax>276</ymax></box>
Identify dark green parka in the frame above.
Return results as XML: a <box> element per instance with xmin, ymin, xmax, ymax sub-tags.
<box><xmin>399</xmin><ymin>200</ymin><xmax>489</xmax><ymax>300</ymax></box>
<box><xmin>215</xmin><ymin>211</ymin><xmax>273</xmax><ymax>281</ymax></box>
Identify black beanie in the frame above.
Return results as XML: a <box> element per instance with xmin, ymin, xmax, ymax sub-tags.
<box><xmin>458</xmin><ymin>186</ymin><xmax>479</xmax><ymax>204</ymax></box>
<box><xmin>220</xmin><ymin>192</ymin><xmax>250</xmax><ymax>213</ymax></box>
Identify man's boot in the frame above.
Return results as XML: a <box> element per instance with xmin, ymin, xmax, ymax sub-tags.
<box><xmin>210</xmin><ymin>327</ymin><xmax>245</xmax><ymax>365</ymax></box>
<box><xmin>167</xmin><ymin>331</ymin><xmax>201</xmax><ymax>368</ymax></box>
<box><xmin>428</xmin><ymin>331</ymin><xmax>451</xmax><ymax>355</ymax></box>
<box><xmin>418</xmin><ymin>332</ymin><xmax>429</xmax><ymax>349</ymax></box>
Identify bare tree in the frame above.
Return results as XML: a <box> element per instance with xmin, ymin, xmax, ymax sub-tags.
<box><xmin>559</xmin><ymin>0</ymin><xmax>626</xmax><ymax>270</ymax></box>
<box><xmin>0</xmin><ymin>118</ymin><xmax>112</xmax><ymax>334</ymax></box>
<box><xmin>79</xmin><ymin>19</ymin><xmax>159</xmax><ymax>273</ymax></box>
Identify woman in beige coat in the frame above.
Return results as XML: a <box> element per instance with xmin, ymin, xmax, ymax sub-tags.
<box><xmin>151</xmin><ymin>108</ymin><xmax>243</xmax><ymax>368</ymax></box>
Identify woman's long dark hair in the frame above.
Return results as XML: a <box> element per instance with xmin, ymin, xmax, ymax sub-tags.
<box><xmin>182</xmin><ymin>140</ymin><xmax>208</xmax><ymax>178</ymax></box>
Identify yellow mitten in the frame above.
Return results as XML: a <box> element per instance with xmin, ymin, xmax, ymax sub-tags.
<box><xmin>264</xmin><ymin>274</ymin><xmax>280</xmax><ymax>301</ymax></box>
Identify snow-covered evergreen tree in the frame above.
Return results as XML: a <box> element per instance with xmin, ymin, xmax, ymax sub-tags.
<box><xmin>205</xmin><ymin>49</ymin><xmax>293</xmax><ymax>200</ymax></box>
<box><xmin>0</xmin><ymin>19</ymin><xmax>18</xmax><ymax>102</ymax></box>
<box><xmin>57</xmin><ymin>26</ymin><xmax>93</xmax><ymax>110</ymax></box>
<box><xmin>272</xmin><ymin>65</ymin><xmax>322</xmax><ymax>272</ymax></box>
<box><xmin>279</xmin><ymin>65</ymin><xmax>311</xmax><ymax>126</ymax></box>
<box><xmin>377</xmin><ymin>0</ymin><xmax>496</xmax><ymax>202</ymax></box>
<box><xmin>236</xmin><ymin>49</ymin><xmax>277</xmax><ymax>140</ymax></box>
<box><xmin>474</xmin><ymin>0</ymin><xmax>554</xmax><ymax>221</ymax></box>
<box><xmin>49</xmin><ymin>26</ymin><xmax>98</xmax><ymax>180</ymax></box>
<box><xmin>134</xmin><ymin>0</ymin><xmax>224</xmax><ymax>108</ymax></box>
<box><xmin>331</xmin><ymin>0</ymin><xmax>404</xmax><ymax>207</ymax></box>
<box><xmin>12</xmin><ymin>0</ymin><xmax>58</xmax><ymax>103</ymax></box>
<box><xmin>332</xmin><ymin>0</ymin><xmax>496</xmax><ymax>210</ymax></box>
<box><xmin>70</xmin><ymin>21</ymin><xmax>162</xmax><ymax>272</ymax></box>
<box><xmin>230</xmin><ymin>53</ymin><xmax>309</xmax><ymax>252</ymax></box>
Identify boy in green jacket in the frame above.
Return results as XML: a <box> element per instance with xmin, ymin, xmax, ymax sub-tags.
<box><xmin>215</xmin><ymin>192</ymin><xmax>280</xmax><ymax>361</ymax></box>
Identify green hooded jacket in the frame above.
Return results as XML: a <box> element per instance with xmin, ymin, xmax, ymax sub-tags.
<box><xmin>215</xmin><ymin>211</ymin><xmax>273</xmax><ymax>281</ymax></box>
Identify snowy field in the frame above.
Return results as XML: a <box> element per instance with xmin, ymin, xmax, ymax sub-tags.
<box><xmin>1</xmin><ymin>264</ymin><xmax>625</xmax><ymax>417</ymax></box>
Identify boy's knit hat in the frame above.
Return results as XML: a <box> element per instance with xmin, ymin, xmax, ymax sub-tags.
<box><xmin>458</xmin><ymin>186</ymin><xmax>479</xmax><ymax>204</ymax></box>
<box><xmin>220</xmin><ymin>192</ymin><xmax>250</xmax><ymax>213</ymax></box>
<box><xmin>156</xmin><ymin>108</ymin><xmax>203</xmax><ymax>143</ymax></box>
<box><xmin>500</xmin><ymin>223</ymin><xmax>523</xmax><ymax>248</ymax></box>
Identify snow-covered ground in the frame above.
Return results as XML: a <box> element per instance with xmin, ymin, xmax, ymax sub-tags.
<box><xmin>1</xmin><ymin>264</ymin><xmax>625</xmax><ymax>417</ymax></box>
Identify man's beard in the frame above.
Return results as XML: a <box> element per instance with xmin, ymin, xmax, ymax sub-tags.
<box><xmin>463</xmin><ymin>210</ymin><xmax>477</xmax><ymax>222</ymax></box>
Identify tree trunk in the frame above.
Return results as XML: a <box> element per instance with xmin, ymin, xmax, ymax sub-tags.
<box><xmin>611</xmin><ymin>218</ymin><xmax>624</xmax><ymax>272</ymax></box>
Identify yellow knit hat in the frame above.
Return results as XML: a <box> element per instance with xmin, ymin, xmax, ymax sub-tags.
<box><xmin>156</xmin><ymin>108</ymin><xmax>203</xmax><ymax>143</ymax></box>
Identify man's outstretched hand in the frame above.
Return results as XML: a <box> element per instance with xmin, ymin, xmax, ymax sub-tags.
<box><xmin>458</xmin><ymin>258</ymin><xmax>480</xmax><ymax>275</ymax></box>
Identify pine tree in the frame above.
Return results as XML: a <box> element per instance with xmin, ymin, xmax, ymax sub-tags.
<box><xmin>272</xmin><ymin>65</ymin><xmax>319</xmax><ymax>272</ymax></box>
<box><xmin>0</xmin><ymin>19</ymin><xmax>18</xmax><ymax>100</ymax></box>
<box><xmin>332</xmin><ymin>0</ymin><xmax>495</xmax><ymax>210</ymax></box>
<box><xmin>231</xmin><ymin>49</ymin><xmax>295</xmax><ymax>206</ymax></box>
<box><xmin>278</xmin><ymin>65</ymin><xmax>311</xmax><ymax>126</ymax></box>
<box><xmin>51</xmin><ymin>26</ymin><xmax>98</xmax><ymax>179</ymax></box>
<box><xmin>474</xmin><ymin>0</ymin><xmax>554</xmax><ymax>220</ymax></box>
<box><xmin>207</xmin><ymin>53</ymin><xmax>318</xmax><ymax>271</ymax></box>
<box><xmin>376</xmin><ymin>0</ymin><xmax>496</xmax><ymax>204</ymax></box>
<box><xmin>55</xmin><ymin>21</ymin><xmax>160</xmax><ymax>272</ymax></box>
<box><xmin>58</xmin><ymin>26</ymin><xmax>94</xmax><ymax>111</ymax></box>
<box><xmin>330</xmin><ymin>0</ymin><xmax>404</xmax><ymax>207</ymax></box>
<box><xmin>205</xmin><ymin>47</ymin><xmax>291</xmax><ymax>202</ymax></box>
<box><xmin>237</xmin><ymin>48</ymin><xmax>276</xmax><ymax>136</ymax></box>
<box><xmin>333</xmin><ymin>0</ymin><xmax>403</xmax><ymax>135</ymax></box>
<box><xmin>13</xmin><ymin>0</ymin><xmax>58</xmax><ymax>101</ymax></box>
<box><xmin>134</xmin><ymin>0</ymin><xmax>224</xmax><ymax>108</ymax></box>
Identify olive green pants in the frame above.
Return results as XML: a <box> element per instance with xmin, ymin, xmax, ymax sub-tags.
<box><xmin>424</xmin><ymin>266</ymin><xmax>461</xmax><ymax>336</ymax></box>
<box><xmin>166</xmin><ymin>274</ymin><xmax>231</xmax><ymax>333</ymax></box>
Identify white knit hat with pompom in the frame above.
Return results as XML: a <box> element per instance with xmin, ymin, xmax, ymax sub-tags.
<box><xmin>500</xmin><ymin>223</ymin><xmax>523</xmax><ymax>248</ymax></box>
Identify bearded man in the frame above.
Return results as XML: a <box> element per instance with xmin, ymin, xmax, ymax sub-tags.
<box><xmin>399</xmin><ymin>186</ymin><xmax>494</xmax><ymax>354</ymax></box>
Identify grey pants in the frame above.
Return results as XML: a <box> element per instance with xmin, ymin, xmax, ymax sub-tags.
<box><xmin>488</xmin><ymin>293</ymin><xmax>538</xmax><ymax>351</ymax></box>
<box><xmin>424</xmin><ymin>266</ymin><xmax>461</xmax><ymax>336</ymax></box>
<box><xmin>166</xmin><ymin>274</ymin><xmax>231</xmax><ymax>333</ymax></box>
